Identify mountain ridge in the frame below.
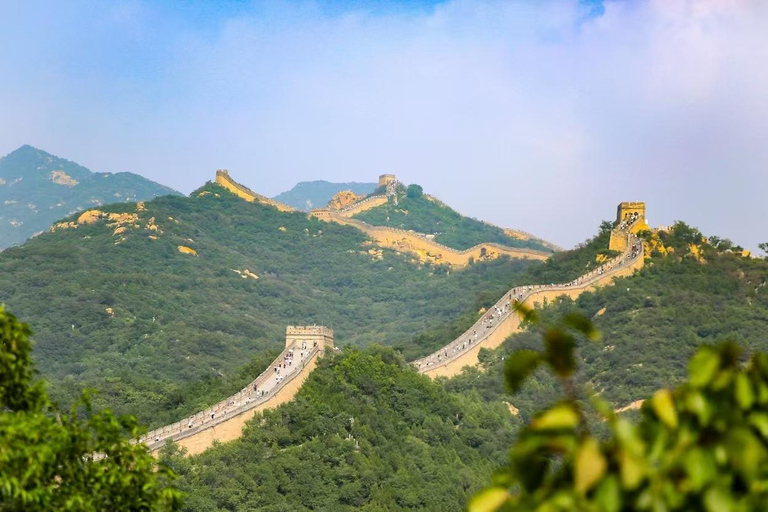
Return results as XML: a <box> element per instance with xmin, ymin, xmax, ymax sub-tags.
<box><xmin>0</xmin><ymin>145</ymin><xmax>181</xmax><ymax>249</ymax></box>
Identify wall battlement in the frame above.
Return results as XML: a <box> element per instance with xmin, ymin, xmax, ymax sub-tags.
<box><xmin>144</xmin><ymin>325</ymin><xmax>331</xmax><ymax>456</ymax></box>
<box><xmin>378</xmin><ymin>174</ymin><xmax>397</xmax><ymax>187</ymax></box>
<box><xmin>140</xmin><ymin>201</ymin><xmax>647</xmax><ymax>457</ymax></box>
<box><xmin>312</xmin><ymin>211</ymin><xmax>552</xmax><ymax>266</ymax></box>
<box><xmin>609</xmin><ymin>201</ymin><xmax>650</xmax><ymax>251</ymax></box>
<box><xmin>286</xmin><ymin>325</ymin><xmax>334</xmax><ymax>351</ymax></box>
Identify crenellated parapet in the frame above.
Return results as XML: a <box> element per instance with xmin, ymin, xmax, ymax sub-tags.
<box><xmin>142</xmin><ymin>324</ymin><xmax>332</xmax><ymax>456</ymax></box>
<box><xmin>609</xmin><ymin>201</ymin><xmax>650</xmax><ymax>251</ymax></box>
<box><xmin>416</xmin><ymin>209</ymin><xmax>646</xmax><ymax>378</ymax></box>
<box><xmin>286</xmin><ymin>325</ymin><xmax>334</xmax><ymax>353</ymax></box>
<box><xmin>311</xmin><ymin>212</ymin><xmax>552</xmax><ymax>266</ymax></box>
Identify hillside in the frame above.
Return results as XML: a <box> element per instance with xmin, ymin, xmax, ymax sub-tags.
<box><xmin>352</xmin><ymin>183</ymin><xmax>556</xmax><ymax>253</ymax></box>
<box><xmin>150</xmin><ymin>222</ymin><xmax>768</xmax><ymax>512</ymax></box>
<box><xmin>446</xmin><ymin>224</ymin><xmax>768</xmax><ymax>420</ymax></box>
<box><xmin>0</xmin><ymin>182</ymin><xmax>537</xmax><ymax>427</ymax></box>
<box><xmin>0</xmin><ymin>145</ymin><xmax>181</xmax><ymax>249</ymax></box>
<box><xmin>273</xmin><ymin>180</ymin><xmax>377</xmax><ymax>211</ymax></box>
<box><xmin>164</xmin><ymin>346</ymin><xmax>519</xmax><ymax>512</ymax></box>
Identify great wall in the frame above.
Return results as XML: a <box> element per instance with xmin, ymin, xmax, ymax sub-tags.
<box><xmin>140</xmin><ymin>182</ymin><xmax>648</xmax><ymax>457</ymax></box>
<box><xmin>215</xmin><ymin>170</ymin><xmax>553</xmax><ymax>266</ymax></box>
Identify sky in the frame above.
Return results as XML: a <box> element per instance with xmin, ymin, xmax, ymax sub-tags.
<box><xmin>1</xmin><ymin>0</ymin><xmax>766</xmax><ymax>251</ymax></box>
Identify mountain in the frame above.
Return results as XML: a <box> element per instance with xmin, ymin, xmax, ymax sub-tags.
<box><xmin>273</xmin><ymin>180</ymin><xmax>377</xmax><ymax>211</ymax></box>
<box><xmin>446</xmin><ymin>223</ymin><xmax>768</xmax><ymax>419</ymax></box>
<box><xmin>0</xmin><ymin>180</ymin><xmax>539</xmax><ymax>427</ymax></box>
<box><xmin>0</xmin><ymin>145</ymin><xmax>181</xmax><ymax>249</ymax></box>
<box><xmin>157</xmin><ymin>223</ymin><xmax>768</xmax><ymax>511</ymax></box>
<box><xmin>351</xmin><ymin>181</ymin><xmax>558</xmax><ymax>253</ymax></box>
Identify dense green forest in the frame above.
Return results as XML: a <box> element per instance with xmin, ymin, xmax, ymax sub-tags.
<box><xmin>163</xmin><ymin>346</ymin><xmax>519</xmax><ymax>512</ymax></box>
<box><xmin>352</xmin><ymin>184</ymin><xmax>553</xmax><ymax>253</ymax></box>
<box><xmin>0</xmin><ymin>145</ymin><xmax>180</xmax><ymax>249</ymax></box>
<box><xmin>0</xmin><ymin>182</ymin><xmax>538</xmax><ymax>427</ymax></box>
<box><xmin>447</xmin><ymin>225</ymin><xmax>768</xmax><ymax>421</ymax></box>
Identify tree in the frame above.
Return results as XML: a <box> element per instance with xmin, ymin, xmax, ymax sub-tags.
<box><xmin>759</xmin><ymin>242</ymin><xmax>768</xmax><ymax>258</ymax></box>
<box><xmin>471</xmin><ymin>305</ymin><xmax>768</xmax><ymax>511</ymax></box>
<box><xmin>406</xmin><ymin>184</ymin><xmax>423</xmax><ymax>198</ymax></box>
<box><xmin>0</xmin><ymin>305</ymin><xmax>182</xmax><ymax>511</ymax></box>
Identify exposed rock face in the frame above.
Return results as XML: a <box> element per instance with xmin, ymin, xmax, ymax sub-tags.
<box><xmin>49</xmin><ymin>170</ymin><xmax>79</xmax><ymax>186</ymax></box>
<box><xmin>328</xmin><ymin>190</ymin><xmax>362</xmax><ymax>210</ymax></box>
<box><xmin>178</xmin><ymin>245</ymin><xmax>198</xmax><ymax>256</ymax></box>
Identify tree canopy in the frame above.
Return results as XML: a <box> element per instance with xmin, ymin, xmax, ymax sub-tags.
<box><xmin>0</xmin><ymin>306</ymin><xmax>181</xmax><ymax>511</ymax></box>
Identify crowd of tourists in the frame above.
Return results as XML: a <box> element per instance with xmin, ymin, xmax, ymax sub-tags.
<box><xmin>144</xmin><ymin>340</ymin><xmax>319</xmax><ymax>447</ymax></box>
<box><xmin>415</xmin><ymin>231</ymin><xmax>643</xmax><ymax>371</ymax></box>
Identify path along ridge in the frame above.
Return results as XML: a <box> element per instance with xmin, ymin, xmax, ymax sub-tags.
<box><xmin>138</xmin><ymin>222</ymin><xmax>642</xmax><ymax>456</ymax></box>
<box><xmin>415</xmin><ymin>224</ymin><xmax>644</xmax><ymax>378</ymax></box>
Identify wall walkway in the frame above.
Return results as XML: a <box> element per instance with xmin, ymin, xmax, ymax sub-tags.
<box><xmin>315</xmin><ymin>212</ymin><xmax>552</xmax><ymax>266</ymax></box>
<box><xmin>414</xmin><ymin>226</ymin><xmax>644</xmax><ymax>378</ymax></box>
<box><xmin>143</xmin><ymin>342</ymin><xmax>323</xmax><ymax>456</ymax></box>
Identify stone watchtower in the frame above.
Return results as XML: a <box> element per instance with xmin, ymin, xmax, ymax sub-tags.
<box><xmin>378</xmin><ymin>174</ymin><xmax>397</xmax><ymax>188</ymax></box>
<box><xmin>286</xmin><ymin>326</ymin><xmax>334</xmax><ymax>354</ymax></box>
<box><xmin>609</xmin><ymin>201</ymin><xmax>650</xmax><ymax>251</ymax></box>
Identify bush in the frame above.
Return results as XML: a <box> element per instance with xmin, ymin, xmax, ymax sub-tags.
<box><xmin>471</xmin><ymin>307</ymin><xmax>768</xmax><ymax>511</ymax></box>
<box><xmin>406</xmin><ymin>184</ymin><xmax>424</xmax><ymax>198</ymax></box>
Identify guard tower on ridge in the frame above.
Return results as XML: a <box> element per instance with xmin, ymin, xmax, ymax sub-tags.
<box><xmin>609</xmin><ymin>201</ymin><xmax>650</xmax><ymax>251</ymax></box>
<box><xmin>286</xmin><ymin>326</ymin><xmax>334</xmax><ymax>354</ymax></box>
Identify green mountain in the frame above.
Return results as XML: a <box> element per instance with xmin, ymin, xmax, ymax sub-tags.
<box><xmin>273</xmin><ymin>180</ymin><xmax>377</xmax><ymax>211</ymax></box>
<box><xmin>0</xmin><ymin>181</ymin><xmax>538</xmax><ymax>427</ymax></box>
<box><xmin>353</xmin><ymin>183</ymin><xmax>557</xmax><ymax>253</ymax></box>
<box><xmin>0</xmin><ymin>145</ymin><xmax>181</xmax><ymax>249</ymax></box>
<box><xmin>446</xmin><ymin>224</ymin><xmax>768</xmax><ymax>420</ymax></box>
<box><xmin>158</xmin><ymin>224</ymin><xmax>768</xmax><ymax>511</ymax></box>
<box><xmin>167</xmin><ymin>347</ymin><xmax>519</xmax><ymax>511</ymax></box>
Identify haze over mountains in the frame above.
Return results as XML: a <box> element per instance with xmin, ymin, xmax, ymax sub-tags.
<box><xmin>0</xmin><ymin>146</ymin><xmax>181</xmax><ymax>249</ymax></box>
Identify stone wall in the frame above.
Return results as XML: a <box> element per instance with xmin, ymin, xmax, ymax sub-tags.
<box><xmin>418</xmin><ymin>226</ymin><xmax>644</xmax><ymax>379</ymax></box>
<box><xmin>215</xmin><ymin>170</ymin><xmax>297</xmax><ymax>213</ymax></box>
<box><xmin>330</xmin><ymin>195</ymin><xmax>388</xmax><ymax>217</ymax></box>
<box><xmin>151</xmin><ymin>351</ymin><xmax>320</xmax><ymax>457</ymax></box>
<box><xmin>315</xmin><ymin>213</ymin><xmax>551</xmax><ymax>266</ymax></box>
<box><xmin>144</xmin><ymin>325</ymin><xmax>333</xmax><ymax>457</ymax></box>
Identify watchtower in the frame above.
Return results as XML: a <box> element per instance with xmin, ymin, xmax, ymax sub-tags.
<box><xmin>286</xmin><ymin>326</ymin><xmax>334</xmax><ymax>354</ymax></box>
<box><xmin>616</xmin><ymin>202</ymin><xmax>646</xmax><ymax>224</ymax></box>
<box><xmin>609</xmin><ymin>201</ymin><xmax>649</xmax><ymax>251</ymax></box>
<box><xmin>378</xmin><ymin>174</ymin><xmax>397</xmax><ymax>188</ymax></box>
<box><xmin>309</xmin><ymin>209</ymin><xmax>332</xmax><ymax>221</ymax></box>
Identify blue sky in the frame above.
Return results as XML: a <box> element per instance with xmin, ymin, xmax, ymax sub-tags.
<box><xmin>1</xmin><ymin>0</ymin><xmax>766</xmax><ymax>251</ymax></box>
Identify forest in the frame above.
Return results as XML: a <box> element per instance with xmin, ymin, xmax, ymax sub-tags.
<box><xmin>0</xmin><ymin>182</ymin><xmax>539</xmax><ymax>427</ymax></box>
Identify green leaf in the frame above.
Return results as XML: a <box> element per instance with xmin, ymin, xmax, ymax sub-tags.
<box><xmin>543</xmin><ymin>328</ymin><xmax>576</xmax><ymax>377</ymax></box>
<box><xmin>594</xmin><ymin>475</ymin><xmax>621</xmax><ymax>512</ymax></box>
<box><xmin>683</xmin><ymin>448</ymin><xmax>716</xmax><ymax>491</ymax></box>
<box><xmin>468</xmin><ymin>487</ymin><xmax>510</xmax><ymax>512</ymax></box>
<box><xmin>531</xmin><ymin>403</ymin><xmax>579</xmax><ymax>431</ymax></box>
<box><xmin>562</xmin><ymin>313</ymin><xmax>600</xmax><ymax>341</ymax></box>
<box><xmin>688</xmin><ymin>347</ymin><xmax>720</xmax><ymax>388</ymax></box>
<box><xmin>575</xmin><ymin>437</ymin><xmax>606</xmax><ymax>495</ymax></box>
<box><xmin>618</xmin><ymin>449</ymin><xmax>645</xmax><ymax>490</ymax></box>
<box><xmin>735</xmin><ymin>373</ymin><xmax>755</xmax><ymax>410</ymax></box>
<box><xmin>503</xmin><ymin>350</ymin><xmax>541</xmax><ymax>393</ymax></box>
<box><xmin>704</xmin><ymin>486</ymin><xmax>734</xmax><ymax>512</ymax></box>
<box><xmin>651</xmin><ymin>389</ymin><xmax>678</xmax><ymax>430</ymax></box>
<box><xmin>749</xmin><ymin>412</ymin><xmax>768</xmax><ymax>439</ymax></box>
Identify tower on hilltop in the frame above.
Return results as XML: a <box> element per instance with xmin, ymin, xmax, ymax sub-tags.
<box><xmin>378</xmin><ymin>174</ymin><xmax>397</xmax><ymax>188</ymax></box>
<box><xmin>609</xmin><ymin>201</ymin><xmax>650</xmax><ymax>251</ymax></box>
<box><xmin>285</xmin><ymin>325</ymin><xmax>334</xmax><ymax>354</ymax></box>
